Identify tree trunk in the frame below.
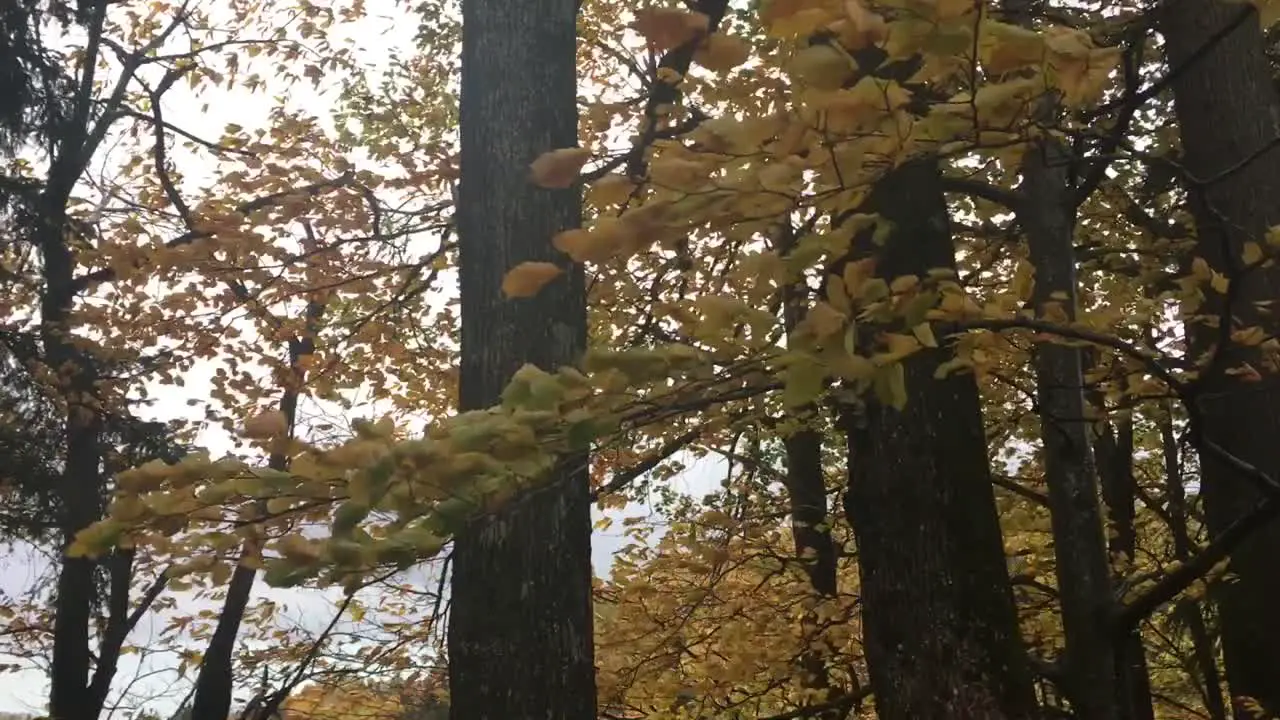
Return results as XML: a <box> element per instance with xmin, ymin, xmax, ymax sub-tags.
<box><xmin>838</xmin><ymin>159</ymin><xmax>1038</xmax><ymax>720</ymax></box>
<box><xmin>776</xmin><ymin>217</ymin><xmax>843</xmax><ymax>711</ymax></box>
<box><xmin>1160</xmin><ymin>2</ymin><xmax>1280</xmax><ymax>714</ymax></box>
<box><xmin>446</xmin><ymin>0</ymin><xmax>595</xmax><ymax>719</ymax></box>
<box><xmin>1016</xmin><ymin>130</ymin><xmax>1120</xmax><ymax>719</ymax></box>
<box><xmin>1094</xmin><ymin>413</ymin><xmax>1155</xmax><ymax>720</ymax></box>
<box><xmin>42</xmin><ymin>192</ymin><xmax>103</xmax><ymax>720</ymax></box>
<box><xmin>191</xmin><ymin>321</ymin><xmax>317</xmax><ymax>720</ymax></box>
<box><xmin>1158</xmin><ymin>408</ymin><xmax>1228</xmax><ymax>720</ymax></box>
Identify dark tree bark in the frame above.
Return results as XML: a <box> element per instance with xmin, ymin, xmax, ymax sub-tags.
<box><xmin>775</xmin><ymin>217</ymin><xmax>844</xmax><ymax>712</ymax></box>
<box><xmin>1094</xmin><ymin>413</ymin><xmax>1155</xmax><ymax>720</ymax></box>
<box><xmin>838</xmin><ymin>159</ymin><xmax>1039</xmax><ymax>720</ymax></box>
<box><xmin>1157</xmin><ymin>409</ymin><xmax>1228</xmax><ymax>720</ymax></box>
<box><xmin>1161</xmin><ymin>2</ymin><xmax>1280</xmax><ymax>713</ymax></box>
<box><xmin>1013</xmin><ymin>118</ymin><xmax>1120</xmax><ymax>718</ymax></box>
<box><xmin>446</xmin><ymin>0</ymin><xmax>595</xmax><ymax>719</ymax></box>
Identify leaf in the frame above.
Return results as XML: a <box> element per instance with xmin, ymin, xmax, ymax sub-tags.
<box><xmin>529</xmin><ymin>147</ymin><xmax>592</xmax><ymax>189</ymax></box>
<box><xmin>912</xmin><ymin>322</ymin><xmax>939</xmax><ymax>348</ymax></box>
<box><xmin>873</xmin><ymin>362</ymin><xmax>908</xmax><ymax>411</ymax></box>
<box><xmin>502</xmin><ymin>262</ymin><xmax>563</xmax><ymax>298</ymax></box>
<box><xmin>695</xmin><ymin>33</ymin><xmax>751</xmax><ymax>71</ymax></box>
<box><xmin>786</xmin><ymin>44</ymin><xmax>854</xmax><ymax>91</ymax></box>
<box><xmin>243</xmin><ymin>410</ymin><xmax>288</xmax><ymax>439</ymax></box>
<box><xmin>1243</xmin><ymin>241</ymin><xmax>1265</xmax><ymax>266</ymax></box>
<box><xmin>632</xmin><ymin>8</ymin><xmax>709</xmax><ymax>52</ymax></box>
<box><xmin>782</xmin><ymin>355</ymin><xmax>827</xmax><ymax>407</ymax></box>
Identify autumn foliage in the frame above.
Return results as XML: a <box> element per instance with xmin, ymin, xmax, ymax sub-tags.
<box><xmin>4</xmin><ymin>0</ymin><xmax>1280</xmax><ymax>719</ymax></box>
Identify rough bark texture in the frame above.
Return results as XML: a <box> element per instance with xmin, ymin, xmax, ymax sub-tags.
<box><xmin>446</xmin><ymin>0</ymin><xmax>595</xmax><ymax>719</ymax></box>
<box><xmin>775</xmin><ymin>217</ymin><xmax>846</xmax><ymax>714</ymax></box>
<box><xmin>839</xmin><ymin>159</ymin><xmax>1038</xmax><ymax>720</ymax></box>
<box><xmin>42</xmin><ymin>130</ymin><xmax>102</xmax><ymax>720</ymax></box>
<box><xmin>1158</xmin><ymin>411</ymin><xmax>1228</xmax><ymax>720</ymax></box>
<box><xmin>1161</xmin><ymin>2</ymin><xmax>1280</xmax><ymax>713</ymax></box>
<box><xmin>1094</xmin><ymin>415</ymin><xmax>1155</xmax><ymax>720</ymax></box>
<box><xmin>1017</xmin><ymin>134</ymin><xmax>1119</xmax><ymax>720</ymax></box>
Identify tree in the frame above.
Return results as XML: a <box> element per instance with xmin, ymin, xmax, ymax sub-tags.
<box><xmin>1160</xmin><ymin>1</ymin><xmax>1280</xmax><ymax>714</ymax></box>
<box><xmin>55</xmin><ymin>4</ymin><xmax>1280</xmax><ymax>720</ymax></box>
<box><xmin>446</xmin><ymin>0</ymin><xmax>596</xmax><ymax>718</ymax></box>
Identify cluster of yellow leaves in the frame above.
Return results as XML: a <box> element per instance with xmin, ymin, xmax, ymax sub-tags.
<box><xmin>597</xmin><ymin>499</ymin><xmax>863</xmax><ymax>719</ymax></box>
<box><xmin>74</xmin><ymin>344</ymin><xmax>754</xmax><ymax>589</ymax></box>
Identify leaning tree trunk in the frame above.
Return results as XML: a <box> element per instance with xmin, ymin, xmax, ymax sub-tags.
<box><xmin>1160</xmin><ymin>2</ymin><xmax>1280</xmax><ymax>714</ymax></box>
<box><xmin>446</xmin><ymin>0</ymin><xmax>595</xmax><ymax>719</ymax></box>
<box><xmin>838</xmin><ymin>159</ymin><xmax>1039</xmax><ymax>720</ymax></box>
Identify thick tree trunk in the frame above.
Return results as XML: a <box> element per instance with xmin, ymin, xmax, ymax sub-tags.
<box><xmin>1016</xmin><ymin>132</ymin><xmax>1120</xmax><ymax>719</ymax></box>
<box><xmin>1160</xmin><ymin>2</ymin><xmax>1280</xmax><ymax>714</ymax></box>
<box><xmin>838</xmin><ymin>159</ymin><xmax>1038</xmax><ymax>720</ymax></box>
<box><xmin>446</xmin><ymin>0</ymin><xmax>595</xmax><ymax>719</ymax></box>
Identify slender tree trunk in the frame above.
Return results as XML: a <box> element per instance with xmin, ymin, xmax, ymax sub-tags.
<box><xmin>1158</xmin><ymin>409</ymin><xmax>1228</xmax><ymax>720</ymax></box>
<box><xmin>1161</xmin><ymin>2</ymin><xmax>1280</xmax><ymax>713</ymax></box>
<box><xmin>1094</xmin><ymin>413</ymin><xmax>1155</xmax><ymax>720</ymax></box>
<box><xmin>996</xmin><ymin>0</ymin><xmax>1122</xmax><ymax>713</ymax></box>
<box><xmin>776</xmin><ymin>217</ymin><xmax>843</xmax><ymax>711</ymax></box>
<box><xmin>783</xmin><ymin>424</ymin><xmax>838</xmax><ymax>597</ymax></box>
<box><xmin>838</xmin><ymin>159</ymin><xmax>1038</xmax><ymax>720</ymax></box>
<box><xmin>41</xmin><ymin>193</ymin><xmax>103</xmax><ymax>720</ymax></box>
<box><xmin>446</xmin><ymin>0</ymin><xmax>595</xmax><ymax>718</ymax></box>
<box><xmin>191</xmin><ymin>320</ymin><xmax>318</xmax><ymax>720</ymax></box>
<box><xmin>1015</xmin><ymin>129</ymin><xmax>1120</xmax><ymax>719</ymax></box>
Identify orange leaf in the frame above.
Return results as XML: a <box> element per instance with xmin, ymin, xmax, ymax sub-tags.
<box><xmin>502</xmin><ymin>261</ymin><xmax>563</xmax><ymax>298</ymax></box>
<box><xmin>529</xmin><ymin>148</ymin><xmax>592</xmax><ymax>189</ymax></box>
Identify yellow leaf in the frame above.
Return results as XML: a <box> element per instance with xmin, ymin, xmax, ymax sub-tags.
<box><xmin>502</xmin><ymin>262</ymin><xmax>563</xmax><ymax>298</ymax></box>
<box><xmin>244</xmin><ymin>410</ymin><xmax>289</xmax><ymax>439</ymax></box>
<box><xmin>836</xmin><ymin>0</ymin><xmax>889</xmax><ymax>49</ymax></box>
<box><xmin>787</xmin><ymin>44</ymin><xmax>854</xmax><ymax>91</ymax></box>
<box><xmin>552</xmin><ymin>228</ymin><xmax>607</xmax><ymax>263</ymax></box>
<box><xmin>912</xmin><ymin>322</ymin><xmax>938</xmax><ymax>348</ymax></box>
<box><xmin>1243</xmin><ymin>241</ymin><xmax>1265</xmax><ymax>266</ymax></box>
<box><xmin>783</xmin><ymin>354</ymin><xmax>827</xmax><ymax>407</ymax></box>
<box><xmin>1210</xmin><ymin>271</ymin><xmax>1230</xmax><ymax>295</ymax></box>
<box><xmin>873</xmin><ymin>362</ymin><xmax>908</xmax><ymax>411</ymax></box>
<box><xmin>804</xmin><ymin>302</ymin><xmax>848</xmax><ymax>338</ymax></box>
<box><xmin>882</xmin><ymin>333</ymin><xmax>921</xmax><ymax>360</ymax></box>
<box><xmin>828</xmin><ymin>351</ymin><xmax>876</xmax><ymax>381</ymax></box>
<box><xmin>588</xmin><ymin>174</ymin><xmax>635</xmax><ymax>207</ymax></box>
<box><xmin>1190</xmin><ymin>256</ymin><xmax>1213</xmax><ymax>281</ymax></box>
<box><xmin>890</xmin><ymin>274</ymin><xmax>920</xmax><ymax>294</ymax></box>
<box><xmin>633</xmin><ymin>8</ymin><xmax>709</xmax><ymax>51</ymax></box>
<box><xmin>529</xmin><ymin>147</ymin><xmax>592</xmax><ymax>189</ymax></box>
<box><xmin>695</xmin><ymin>33</ymin><xmax>751</xmax><ymax>71</ymax></box>
<box><xmin>843</xmin><ymin>257</ymin><xmax>877</xmax><ymax>296</ymax></box>
<box><xmin>1011</xmin><ymin>260</ymin><xmax>1035</xmax><ymax>301</ymax></box>
<box><xmin>827</xmin><ymin>274</ymin><xmax>852</xmax><ymax>314</ymax></box>
<box><xmin>979</xmin><ymin>21</ymin><xmax>1046</xmax><ymax>75</ymax></box>
<box><xmin>1052</xmin><ymin>45</ymin><xmax>1121</xmax><ymax>108</ymax></box>
<box><xmin>649</xmin><ymin>156</ymin><xmax>710</xmax><ymax>191</ymax></box>
<box><xmin>929</xmin><ymin>0</ymin><xmax>979</xmax><ymax>20</ymax></box>
<box><xmin>763</xmin><ymin>2</ymin><xmax>835</xmax><ymax>40</ymax></box>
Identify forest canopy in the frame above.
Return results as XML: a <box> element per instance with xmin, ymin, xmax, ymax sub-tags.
<box><xmin>2</xmin><ymin>0</ymin><xmax>1280</xmax><ymax>719</ymax></box>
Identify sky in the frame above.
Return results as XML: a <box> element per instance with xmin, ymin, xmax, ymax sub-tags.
<box><xmin>0</xmin><ymin>1</ymin><xmax>725</xmax><ymax>715</ymax></box>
